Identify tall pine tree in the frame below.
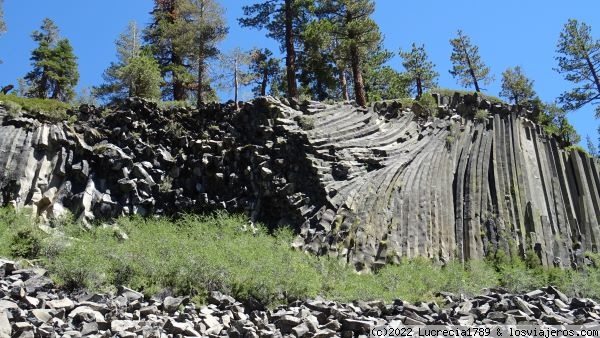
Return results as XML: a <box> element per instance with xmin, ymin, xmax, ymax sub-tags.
<box><xmin>449</xmin><ymin>30</ymin><xmax>492</xmax><ymax>92</ymax></box>
<box><xmin>240</xmin><ymin>0</ymin><xmax>314</xmax><ymax>99</ymax></box>
<box><xmin>145</xmin><ymin>0</ymin><xmax>227</xmax><ymax>104</ymax></box>
<box><xmin>555</xmin><ymin>19</ymin><xmax>600</xmax><ymax>116</ymax></box>
<box><xmin>317</xmin><ymin>0</ymin><xmax>381</xmax><ymax>106</ymax></box>
<box><xmin>25</xmin><ymin>18</ymin><xmax>79</xmax><ymax>102</ymax></box>
<box><xmin>399</xmin><ymin>43</ymin><xmax>438</xmax><ymax>98</ymax></box>
<box><xmin>249</xmin><ymin>48</ymin><xmax>281</xmax><ymax>97</ymax></box>
<box><xmin>499</xmin><ymin>66</ymin><xmax>535</xmax><ymax>106</ymax></box>
<box><xmin>95</xmin><ymin>21</ymin><xmax>162</xmax><ymax>102</ymax></box>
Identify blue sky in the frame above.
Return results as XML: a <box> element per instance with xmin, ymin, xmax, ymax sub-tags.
<box><xmin>1</xmin><ymin>1</ymin><xmax>600</xmax><ymax>146</ymax></box>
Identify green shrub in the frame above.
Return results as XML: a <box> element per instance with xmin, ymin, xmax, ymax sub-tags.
<box><xmin>1</xmin><ymin>100</ymin><xmax>22</xmax><ymax>117</ymax></box>
<box><xmin>296</xmin><ymin>115</ymin><xmax>315</xmax><ymax>130</ymax></box>
<box><xmin>10</xmin><ymin>229</ymin><xmax>42</xmax><ymax>259</ymax></box>
<box><xmin>475</xmin><ymin>109</ymin><xmax>490</xmax><ymax>123</ymax></box>
<box><xmin>413</xmin><ymin>93</ymin><xmax>438</xmax><ymax>117</ymax></box>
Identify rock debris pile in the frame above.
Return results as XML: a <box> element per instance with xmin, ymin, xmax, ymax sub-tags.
<box><xmin>1</xmin><ymin>259</ymin><xmax>599</xmax><ymax>338</ymax></box>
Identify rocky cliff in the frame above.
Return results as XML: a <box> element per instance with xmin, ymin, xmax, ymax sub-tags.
<box><xmin>0</xmin><ymin>93</ymin><xmax>599</xmax><ymax>270</ymax></box>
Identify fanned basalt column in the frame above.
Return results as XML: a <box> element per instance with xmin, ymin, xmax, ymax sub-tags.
<box><xmin>0</xmin><ymin>93</ymin><xmax>599</xmax><ymax>270</ymax></box>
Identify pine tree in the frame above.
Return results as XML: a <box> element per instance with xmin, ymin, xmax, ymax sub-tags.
<box><xmin>240</xmin><ymin>0</ymin><xmax>314</xmax><ymax>100</ymax></box>
<box><xmin>25</xmin><ymin>18</ymin><xmax>79</xmax><ymax>102</ymax></box>
<box><xmin>362</xmin><ymin>47</ymin><xmax>410</xmax><ymax>102</ymax></box>
<box><xmin>95</xmin><ymin>22</ymin><xmax>162</xmax><ymax>102</ymax></box>
<box><xmin>298</xmin><ymin>18</ymin><xmax>338</xmax><ymax>101</ymax></box>
<box><xmin>144</xmin><ymin>0</ymin><xmax>188</xmax><ymax>100</ymax></box>
<box><xmin>555</xmin><ymin>19</ymin><xmax>600</xmax><ymax>116</ymax></box>
<box><xmin>449</xmin><ymin>30</ymin><xmax>492</xmax><ymax>92</ymax></box>
<box><xmin>586</xmin><ymin>135</ymin><xmax>598</xmax><ymax>157</ymax></box>
<box><xmin>182</xmin><ymin>0</ymin><xmax>228</xmax><ymax>106</ymax></box>
<box><xmin>217</xmin><ymin>48</ymin><xmax>254</xmax><ymax>109</ymax></box>
<box><xmin>317</xmin><ymin>0</ymin><xmax>382</xmax><ymax>106</ymax></box>
<box><xmin>500</xmin><ymin>66</ymin><xmax>536</xmax><ymax>106</ymax></box>
<box><xmin>537</xmin><ymin>102</ymin><xmax>580</xmax><ymax>146</ymax></box>
<box><xmin>399</xmin><ymin>43</ymin><xmax>438</xmax><ymax>98</ymax></box>
<box><xmin>249</xmin><ymin>48</ymin><xmax>281</xmax><ymax>97</ymax></box>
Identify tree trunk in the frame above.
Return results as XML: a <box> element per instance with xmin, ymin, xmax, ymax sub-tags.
<box><xmin>234</xmin><ymin>58</ymin><xmax>239</xmax><ymax>110</ymax></box>
<box><xmin>350</xmin><ymin>43</ymin><xmax>366</xmax><ymax>106</ymax></box>
<box><xmin>416</xmin><ymin>76</ymin><xmax>423</xmax><ymax>98</ymax></box>
<box><xmin>260</xmin><ymin>67</ymin><xmax>268</xmax><ymax>96</ymax></box>
<box><xmin>284</xmin><ymin>0</ymin><xmax>298</xmax><ymax>99</ymax></box>
<box><xmin>197</xmin><ymin>47</ymin><xmax>204</xmax><ymax>107</ymax></box>
<box><xmin>339</xmin><ymin>69</ymin><xmax>349</xmax><ymax>101</ymax></box>
<box><xmin>585</xmin><ymin>55</ymin><xmax>600</xmax><ymax>95</ymax></box>
<box><xmin>459</xmin><ymin>36</ymin><xmax>480</xmax><ymax>92</ymax></box>
<box><xmin>172</xmin><ymin>53</ymin><xmax>186</xmax><ymax>101</ymax></box>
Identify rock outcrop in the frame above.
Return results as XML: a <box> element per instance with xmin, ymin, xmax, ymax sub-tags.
<box><xmin>0</xmin><ymin>93</ymin><xmax>599</xmax><ymax>270</ymax></box>
<box><xmin>1</xmin><ymin>258</ymin><xmax>599</xmax><ymax>338</ymax></box>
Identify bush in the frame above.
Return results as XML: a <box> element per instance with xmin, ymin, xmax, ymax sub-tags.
<box><xmin>1</xmin><ymin>100</ymin><xmax>22</xmax><ymax>117</ymax></box>
<box><xmin>475</xmin><ymin>109</ymin><xmax>490</xmax><ymax>123</ymax></box>
<box><xmin>296</xmin><ymin>115</ymin><xmax>315</xmax><ymax>130</ymax></box>
<box><xmin>413</xmin><ymin>93</ymin><xmax>438</xmax><ymax>117</ymax></box>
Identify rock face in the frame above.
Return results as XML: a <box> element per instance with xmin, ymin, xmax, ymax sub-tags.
<box><xmin>0</xmin><ymin>258</ymin><xmax>599</xmax><ymax>338</ymax></box>
<box><xmin>0</xmin><ymin>93</ymin><xmax>599</xmax><ymax>270</ymax></box>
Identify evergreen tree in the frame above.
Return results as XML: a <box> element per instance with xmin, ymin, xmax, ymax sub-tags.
<box><xmin>25</xmin><ymin>18</ymin><xmax>79</xmax><ymax>102</ymax></box>
<box><xmin>217</xmin><ymin>48</ymin><xmax>254</xmax><ymax>109</ymax></box>
<box><xmin>317</xmin><ymin>0</ymin><xmax>382</xmax><ymax>106</ymax></box>
<box><xmin>240</xmin><ymin>0</ymin><xmax>313</xmax><ymax>100</ymax></box>
<box><xmin>363</xmin><ymin>47</ymin><xmax>410</xmax><ymax>101</ymax></box>
<box><xmin>399</xmin><ymin>43</ymin><xmax>438</xmax><ymax>98</ymax></box>
<box><xmin>181</xmin><ymin>0</ymin><xmax>228</xmax><ymax>106</ymax></box>
<box><xmin>249</xmin><ymin>48</ymin><xmax>281</xmax><ymax>97</ymax></box>
<box><xmin>144</xmin><ymin>0</ymin><xmax>190</xmax><ymax>100</ymax></box>
<box><xmin>145</xmin><ymin>0</ymin><xmax>228</xmax><ymax>103</ymax></box>
<box><xmin>95</xmin><ymin>22</ymin><xmax>162</xmax><ymax>102</ymax></box>
<box><xmin>555</xmin><ymin>19</ymin><xmax>600</xmax><ymax>116</ymax></box>
<box><xmin>537</xmin><ymin>102</ymin><xmax>581</xmax><ymax>146</ymax></box>
<box><xmin>298</xmin><ymin>18</ymin><xmax>338</xmax><ymax>100</ymax></box>
<box><xmin>500</xmin><ymin>66</ymin><xmax>536</xmax><ymax>106</ymax></box>
<box><xmin>586</xmin><ymin>135</ymin><xmax>598</xmax><ymax>157</ymax></box>
<box><xmin>449</xmin><ymin>30</ymin><xmax>492</xmax><ymax>92</ymax></box>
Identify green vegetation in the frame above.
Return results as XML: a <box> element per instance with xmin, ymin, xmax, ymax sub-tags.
<box><xmin>2</xmin><ymin>207</ymin><xmax>599</xmax><ymax>307</ymax></box>
<box><xmin>25</xmin><ymin>18</ymin><xmax>79</xmax><ymax>102</ymax></box>
<box><xmin>555</xmin><ymin>19</ymin><xmax>600</xmax><ymax>117</ymax></box>
<box><xmin>475</xmin><ymin>109</ymin><xmax>490</xmax><ymax>123</ymax></box>
<box><xmin>412</xmin><ymin>92</ymin><xmax>438</xmax><ymax>117</ymax></box>
<box><xmin>94</xmin><ymin>21</ymin><xmax>162</xmax><ymax>103</ymax></box>
<box><xmin>0</xmin><ymin>93</ymin><xmax>71</xmax><ymax>121</ymax></box>
<box><xmin>399</xmin><ymin>43</ymin><xmax>439</xmax><ymax>98</ymax></box>
<box><xmin>449</xmin><ymin>30</ymin><xmax>493</xmax><ymax>93</ymax></box>
<box><xmin>500</xmin><ymin>66</ymin><xmax>536</xmax><ymax>106</ymax></box>
<box><xmin>296</xmin><ymin>115</ymin><xmax>315</xmax><ymax>130</ymax></box>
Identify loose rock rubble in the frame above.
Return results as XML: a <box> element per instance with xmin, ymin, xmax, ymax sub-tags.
<box><xmin>1</xmin><ymin>259</ymin><xmax>599</xmax><ymax>338</ymax></box>
<box><xmin>1</xmin><ymin>93</ymin><xmax>600</xmax><ymax>270</ymax></box>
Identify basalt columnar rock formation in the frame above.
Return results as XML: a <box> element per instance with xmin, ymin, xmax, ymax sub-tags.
<box><xmin>0</xmin><ymin>93</ymin><xmax>599</xmax><ymax>270</ymax></box>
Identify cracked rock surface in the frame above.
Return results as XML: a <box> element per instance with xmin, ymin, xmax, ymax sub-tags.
<box><xmin>0</xmin><ymin>93</ymin><xmax>599</xmax><ymax>270</ymax></box>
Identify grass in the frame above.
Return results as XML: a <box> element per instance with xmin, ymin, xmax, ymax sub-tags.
<box><xmin>1</xmin><ymin>207</ymin><xmax>599</xmax><ymax>307</ymax></box>
<box><xmin>0</xmin><ymin>93</ymin><xmax>72</xmax><ymax>122</ymax></box>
